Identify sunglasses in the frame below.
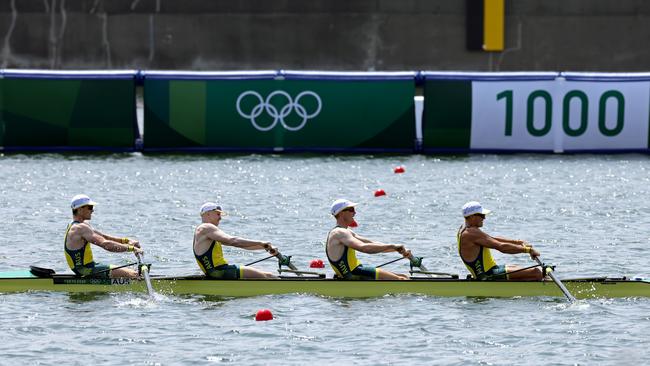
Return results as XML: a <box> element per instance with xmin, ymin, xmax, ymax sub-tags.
<box><xmin>342</xmin><ymin>207</ymin><xmax>356</xmax><ymax>213</ymax></box>
<box><xmin>474</xmin><ymin>213</ymin><xmax>485</xmax><ymax>219</ymax></box>
<box><xmin>85</xmin><ymin>206</ymin><xmax>94</xmax><ymax>212</ymax></box>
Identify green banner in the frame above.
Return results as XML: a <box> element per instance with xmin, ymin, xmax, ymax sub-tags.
<box><xmin>0</xmin><ymin>75</ymin><xmax>4</xmax><ymax>147</ymax></box>
<box><xmin>1</xmin><ymin>72</ymin><xmax>136</xmax><ymax>150</ymax></box>
<box><xmin>144</xmin><ymin>73</ymin><xmax>415</xmax><ymax>151</ymax></box>
<box><xmin>421</xmin><ymin>79</ymin><xmax>472</xmax><ymax>151</ymax></box>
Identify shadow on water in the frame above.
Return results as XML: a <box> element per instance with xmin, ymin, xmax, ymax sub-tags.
<box><xmin>177</xmin><ymin>294</ymin><xmax>233</xmax><ymax>307</ymax></box>
<box><xmin>66</xmin><ymin>292</ymin><xmax>111</xmax><ymax>303</ymax></box>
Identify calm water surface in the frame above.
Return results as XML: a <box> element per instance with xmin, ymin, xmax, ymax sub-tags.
<box><xmin>1</xmin><ymin>153</ymin><xmax>649</xmax><ymax>365</ymax></box>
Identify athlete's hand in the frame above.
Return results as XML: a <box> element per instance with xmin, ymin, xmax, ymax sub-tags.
<box><xmin>130</xmin><ymin>240</ymin><xmax>141</xmax><ymax>248</ymax></box>
<box><xmin>264</xmin><ymin>243</ymin><xmax>278</xmax><ymax>255</ymax></box>
<box><xmin>530</xmin><ymin>247</ymin><xmax>540</xmax><ymax>258</ymax></box>
<box><xmin>133</xmin><ymin>246</ymin><xmax>144</xmax><ymax>254</ymax></box>
<box><xmin>395</xmin><ymin>245</ymin><xmax>411</xmax><ymax>258</ymax></box>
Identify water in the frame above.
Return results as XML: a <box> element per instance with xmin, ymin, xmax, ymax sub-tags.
<box><xmin>1</xmin><ymin>153</ymin><xmax>650</xmax><ymax>365</ymax></box>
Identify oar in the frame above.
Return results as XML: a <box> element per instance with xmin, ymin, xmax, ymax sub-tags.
<box><xmin>244</xmin><ymin>247</ymin><xmax>304</xmax><ymax>277</ymax></box>
<box><xmin>90</xmin><ymin>261</ymin><xmax>138</xmax><ymax>276</ymax></box>
<box><xmin>136</xmin><ymin>252</ymin><xmax>155</xmax><ymax>297</ymax></box>
<box><xmin>275</xmin><ymin>251</ymin><xmax>303</xmax><ymax>276</ymax></box>
<box><xmin>377</xmin><ymin>253</ymin><xmax>432</xmax><ymax>277</ymax></box>
<box><xmin>245</xmin><ymin>255</ymin><xmax>276</xmax><ymax>267</ymax></box>
<box><xmin>376</xmin><ymin>256</ymin><xmax>406</xmax><ymax>268</ymax></box>
<box><xmin>534</xmin><ymin>256</ymin><xmax>576</xmax><ymax>303</ymax></box>
<box><xmin>408</xmin><ymin>255</ymin><xmax>430</xmax><ymax>272</ymax></box>
<box><xmin>259</xmin><ymin>244</ymin><xmax>303</xmax><ymax>276</ymax></box>
<box><xmin>243</xmin><ymin>245</ymin><xmax>287</xmax><ymax>267</ymax></box>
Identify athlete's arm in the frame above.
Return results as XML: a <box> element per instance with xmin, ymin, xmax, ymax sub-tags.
<box><xmin>85</xmin><ymin>226</ymin><xmax>142</xmax><ymax>253</ymax></box>
<box><xmin>95</xmin><ymin>230</ymin><xmax>140</xmax><ymax>247</ymax></box>
<box><xmin>95</xmin><ymin>229</ymin><xmax>141</xmax><ymax>249</ymax></box>
<box><xmin>469</xmin><ymin>230</ymin><xmax>533</xmax><ymax>255</ymax></box>
<box><xmin>351</xmin><ymin>232</ymin><xmax>375</xmax><ymax>244</ymax></box>
<box><xmin>350</xmin><ymin>232</ymin><xmax>410</xmax><ymax>256</ymax></box>
<box><xmin>340</xmin><ymin>230</ymin><xmax>405</xmax><ymax>254</ymax></box>
<box><xmin>491</xmin><ymin>235</ymin><xmax>526</xmax><ymax>246</ymax></box>
<box><xmin>207</xmin><ymin>227</ymin><xmax>277</xmax><ymax>254</ymax></box>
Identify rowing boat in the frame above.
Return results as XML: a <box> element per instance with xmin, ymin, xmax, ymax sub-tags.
<box><xmin>1</xmin><ymin>268</ymin><xmax>649</xmax><ymax>299</ymax></box>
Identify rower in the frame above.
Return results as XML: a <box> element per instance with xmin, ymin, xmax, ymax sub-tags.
<box><xmin>65</xmin><ymin>194</ymin><xmax>143</xmax><ymax>278</ymax></box>
<box><xmin>326</xmin><ymin>199</ymin><xmax>411</xmax><ymax>280</ymax></box>
<box><xmin>193</xmin><ymin>202</ymin><xmax>279</xmax><ymax>279</ymax></box>
<box><xmin>458</xmin><ymin>201</ymin><xmax>543</xmax><ymax>281</ymax></box>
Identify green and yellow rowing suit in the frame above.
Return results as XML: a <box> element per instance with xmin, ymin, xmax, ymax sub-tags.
<box><xmin>326</xmin><ymin>226</ymin><xmax>378</xmax><ymax>280</ymax></box>
<box><xmin>457</xmin><ymin>224</ymin><xmax>507</xmax><ymax>280</ymax></box>
<box><xmin>64</xmin><ymin>221</ymin><xmax>112</xmax><ymax>278</ymax></box>
<box><xmin>194</xmin><ymin>239</ymin><xmax>242</xmax><ymax>279</ymax></box>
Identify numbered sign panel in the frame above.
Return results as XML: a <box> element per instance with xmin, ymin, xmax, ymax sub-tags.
<box><xmin>471</xmin><ymin>81</ymin><xmax>650</xmax><ymax>151</ymax></box>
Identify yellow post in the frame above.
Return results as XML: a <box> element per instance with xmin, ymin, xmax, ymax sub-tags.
<box><xmin>483</xmin><ymin>0</ymin><xmax>504</xmax><ymax>51</ymax></box>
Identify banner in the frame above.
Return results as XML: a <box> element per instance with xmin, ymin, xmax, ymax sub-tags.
<box><xmin>422</xmin><ymin>72</ymin><xmax>650</xmax><ymax>152</ymax></box>
<box><xmin>0</xmin><ymin>73</ymin><xmax>4</xmax><ymax>147</ymax></box>
<box><xmin>143</xmin><ymin>71</ymin><xmax>416</xmax><ymax>152</ymax></box>
<box><xmin>470</xmin><ymin>78</ymin><xmax>559</xmax><ymax>151</ymax></box>
<box><xmin>558</xmin><ymin>73</ymin><xmax>650</xmax><ymax>152</ymax></box>
<box><xmin>0</xmin><ymin>70</ymin><xmax>138</xmax><ymax>151</ymax></box>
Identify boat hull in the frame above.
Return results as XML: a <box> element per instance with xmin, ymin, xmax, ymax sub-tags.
<box><xmin>1</xmin><ymin>271</ymin><xmax>649</xmax><ymax>299</ymax></box>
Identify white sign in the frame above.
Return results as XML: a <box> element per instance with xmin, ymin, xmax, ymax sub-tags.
<box><xmin>470</xmin><ymin>80</ymin><xmax>650</xmax><ymax>151</ymax></box>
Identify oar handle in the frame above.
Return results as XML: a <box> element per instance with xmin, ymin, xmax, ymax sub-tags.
<box><xmin>263</xmin><ymin>243</ymin><xmax>278</xmax><ymax>256</ymax></box>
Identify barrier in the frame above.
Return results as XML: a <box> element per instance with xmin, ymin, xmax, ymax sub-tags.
<box><xmin>557</xmin><ymin>72</ymin><xmax>650</xmax><ymax>153</ymax></box>
<box><xmin>0</xmin><ymin>71</ymin><xmax>4</xmax><ymax>147</ymax></box>
<box><xmin>1</xmin><ymin>69</ymin><xmax>648</xmax><ymax>154</ymax></box>
<box><xmin>143</xmin><ymin>71</ymin><xmax>417</xmax><ymax>152</ymax></box>
<box><xmin>422</xmin><ymin>71</ymin><xmax>650</xmax><ymax>153</ymax></box>
<box><xmin>0</xmin><ymin>70</ymin><xmax>138</xmax><ymax>151</ymax></box>
<box><xmin>421</xmin><ymin>72</ymin><xmax>559</xmax><ymax>153</ymax></box>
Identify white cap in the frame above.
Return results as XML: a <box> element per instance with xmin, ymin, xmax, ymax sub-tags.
<box><xmin>462</xmin><ymin>201</ymin><xmax>491</xmax><ymax>217</ymax></box>
<box><xmin>330</xmin><ymin>199</ymin><xmax>358</xmax><ymax>216</ymax></box>
<box><xmin>200</xmin><ymin>202</ymin><xmax>226</xmax><ymax>216</ymax></box>
<box><xmin>71</xmin><ymin>194</ymin><xmax>97</xmax><ymax>210</ymax></box>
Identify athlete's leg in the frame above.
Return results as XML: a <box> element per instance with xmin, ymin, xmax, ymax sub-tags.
<box><xmin>377</xmin><ymin>268</ymin><xmax>410</xmax><ymax>280</ymax></box>
<box><xmin>506</xmin><ymin>265</ymin><xmax>543</xmax><ymax>281</ymax></box>
<box><xmin>110</xmin><ymin>267</ymin><xmax>139</xmax><ymax>278</ymax></box>
<box><xmin>241</xmin><ymin>266</ymin><xmax>278</xmax><ymax>279</ymax></box>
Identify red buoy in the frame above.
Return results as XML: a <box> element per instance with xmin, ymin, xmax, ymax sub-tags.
<box><xmin>309</xmin><ymin>259</ymin><xmax>325</xmax><ymax>268</ymax></box>
<box><xmin>374</xmin><ymin>189</ymin><xmax>386</xmax><ymax>197</ymax></box>
<box><xmin>255</xmin><ymin>309</ymin><xmax>273</xmax><ymax>321</ymax></box>
<box><xmin>393</xmin><ymin>166</ymin><xmax>405</xmax><ymax>174</ymax></box>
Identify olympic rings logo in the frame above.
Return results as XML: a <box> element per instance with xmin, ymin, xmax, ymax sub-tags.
<box><xmin>236</xmin><ymin>90</ymin><xmax>322</xmax><ymax>132</ymax></box>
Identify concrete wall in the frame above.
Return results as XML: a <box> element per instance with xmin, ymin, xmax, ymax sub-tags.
<box><xmin>1</xmin><ymin>0</ymin><xmax>649</xmax><ymax>71</ymax></box>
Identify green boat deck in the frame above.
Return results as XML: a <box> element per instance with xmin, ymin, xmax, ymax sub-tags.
<box><xmin>1</xmin><ymin>269</ymin><xmax>649</xmax><ymax>299</ymax></box>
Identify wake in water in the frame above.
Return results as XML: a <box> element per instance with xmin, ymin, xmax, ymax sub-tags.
<box><xmin>112</xmin><ymin>292</ymin><xmax>169</xmax><ymax>308</ymax></box>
